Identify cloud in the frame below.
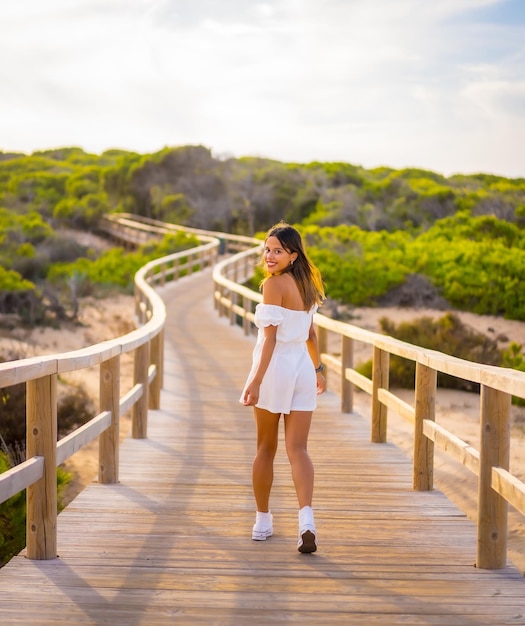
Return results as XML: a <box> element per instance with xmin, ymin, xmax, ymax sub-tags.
<box><xmin>0</xmin><ymin>0</ymin><xmax>523</xmax><ymax>176</ymax></box>
<box><xmin>462</xmin><ymin>79</ymin><xmax>525</xmax><ymax>118</ymax></box>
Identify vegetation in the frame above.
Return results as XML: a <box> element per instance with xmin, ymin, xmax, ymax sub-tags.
<box><xmin>0</xmin><ymin>186</ymin><xmax>199</xmax><ymax>322</ymax></box>
<box><xmin>47</xmin><ymin>231</ymin><xmax>199</xmax><ymax>296</ymax></box>
<box><xmin>1</xmin><ymin>144</ymin><xmax>524</xmax><ymax>317</ymax></box>
<box><xmin>295</xmin><ymin>214</ymin><xmax>525</xmax><ymax>319</ymax></box>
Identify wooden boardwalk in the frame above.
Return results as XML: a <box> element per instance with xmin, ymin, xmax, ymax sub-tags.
<box><xmin>1</xmin><ymin>268</ymin><xmax>525</xmax><ymax>625</ymax></box>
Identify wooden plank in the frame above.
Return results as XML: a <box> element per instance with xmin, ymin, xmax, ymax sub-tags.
<box><xmin>56</xmin><ymin>411</ymin><xmax>112</xmax><ymax>466</ymax></box>
<box><xmin>0</xmin><ymin>354</ymin><xmax>57</xmax><ymax>387</ymax></box>
<box><xmin>492</xmin><ymin>467</ymin><xmax>525</xmax><ymax>516</ymax></box>
<box><xmin>423</xmin><ymin>419</ymin><xmax>480</xmax><ymax>475</ymax></box>
<box><xmin>346</xmin><ymin>367</ymin><xmax>374</xmax><ymax>394</ymax></box>
<box><xmin>378</xmin><ymin>387</ymin><xmax>415</xmax><ymax>422</ymax></box>
<box><xmin>0</xmin><ymin>456</ymin><xmax>44</xmax><ymax>503</ymax></box>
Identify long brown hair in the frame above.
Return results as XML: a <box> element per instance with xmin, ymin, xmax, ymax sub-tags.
<box><xmin>260</xmin><ymin>222</ymin><xmax>325</xmax><ymax>309</ymax></box>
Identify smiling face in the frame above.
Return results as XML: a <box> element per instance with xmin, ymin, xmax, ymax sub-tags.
<box><xmin>263</xmin><ymin>235</ymin><xmax>297</xmax><ymax>275</ymax></box>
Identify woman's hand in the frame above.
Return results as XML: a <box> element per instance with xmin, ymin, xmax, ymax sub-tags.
<box><xmin>316</xmin><ymin>372</ymin><xmax>326</xmax><ymax>395</ymax></box>
<box><xmin>243</xmin><ymin>381</ymin><xmax>260</xmax><ymax>406</ymax></box>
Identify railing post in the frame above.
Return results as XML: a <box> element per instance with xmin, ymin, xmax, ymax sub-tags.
<box><xmin>371</xmin><ymin>346</ymin><xmax>389</xmax><ymax>443</ymax></box>
<box><xmin>413</xmin><ymin>363</ymin><xmax>436</xmax><ymax>490</ymax></box>
<box><xmin>132</xmin><ymin>342</ymin><xmax>150</xmax><ymax>439</ymax></box>
<box><xmin>212</xmin><ymin>278</ymin><xmax>219</xmax><ymax>312</ymax></box>
<box><xmin>216</xmin><ymin>285</ymin><xmax>224</xmax><ymax>317</ymax></box>
<box><xmin>230</xmin><ymin>292</ymin><xmax>238</xmax><ymax>325</ymax></box>
<box><xmin>99</xmin><ymin>355</ymin><xmax>121</xmax><ymax>484</ymax></box>
<box><xmin>341</xmin><ymin>335</ymin><xmax>353</xmax><ymax>413</ymax></box>
<box><xmin>317</xmin><ymin>325</ymin><xmax>328</xmax><ymax>385</ymax></box>
<box><xmin>317</xmin><ymin>325</ymin><xmax>327</xmax><ymax>358</ymax></box>
<box><xmin>26</xmin><ymin>375</ymin><xmax>58</xmax><ymax>560</ymax></box>
<box><xmin>134</xmin><ymin>287</ymin><xmax>142</xmax><ymax>322</ymax></box>
<box><xmin>477</xmin><ymin>385</ymin><xmax>511</xmax><ymax>569</ymax></box>
<box><xmin>149</xmin><ymin>330</ymin><xmax>163</xmax><ymax>409</ymax></box>
<box><xmin>218</xmin><ymin>285</ymin><xmax>224</xmax><ymax>316</ymax></box>
<box><xmin>242</xmin><ymin>296</ymin><xmax>251</xmax><ymax>335</ymax></box>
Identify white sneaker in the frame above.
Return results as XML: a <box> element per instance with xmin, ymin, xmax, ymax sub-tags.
<box><xmin>252</xmin><ymin>511</ymin><xmax>273</xmax><ymax>541</ymax></box>
<box><xmin>297</xmin><ymin>506</ymin><xmax>317</xmax><ymax>553</ymax></box>
<box><xmin>297</xmin><ymin>527</ymin><xmax>317</xmax><ymax>553</ymax></box>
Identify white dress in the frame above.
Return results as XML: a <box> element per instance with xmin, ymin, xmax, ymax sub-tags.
<box><xmin>240</xmin><ymin>303</ymin><xmax>318</xmax><ymax>414</ymax></box>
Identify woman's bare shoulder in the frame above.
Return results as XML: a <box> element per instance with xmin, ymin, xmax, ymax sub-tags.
<box><xmin>266</xmin><ymin>273</ymin><xmax>304</xmax><ymax>310</ymax></box>
<box><xmin>262</xmin><ymin>275</ymin><xmax>286</xmax><ymax>304</ymax></box>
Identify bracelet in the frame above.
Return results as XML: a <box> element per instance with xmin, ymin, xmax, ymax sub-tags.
<box><xmin>315</xmin><ymin>364</ymin><xmax>324</xmax><ymax>373</ymax></box>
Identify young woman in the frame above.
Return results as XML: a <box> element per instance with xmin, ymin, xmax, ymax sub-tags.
<box><xmin>240</xmin><ymin>222</ymin><xmax>326</xmax><ymax>553</ymax></box>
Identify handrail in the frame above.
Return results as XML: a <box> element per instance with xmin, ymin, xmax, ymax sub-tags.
<box><xmin>98</xmin><ymin>213</ymin><xmax>257</xmax><ymax>253</ymax></box>
<box><xmin>212</xmin><ymin>246</ymin><xmax>525</xmax><ymax>570</ymax></box>
<box><xmin>0</xmin><ymin>217</ymin><xmax>235</xmax><ymax>560</ymax></box>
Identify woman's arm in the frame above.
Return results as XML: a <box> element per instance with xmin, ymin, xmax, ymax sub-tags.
<box><xmin>307</xmin><ymin>320</ymin><xmax>326</xmax><ymax>395</ymax></box>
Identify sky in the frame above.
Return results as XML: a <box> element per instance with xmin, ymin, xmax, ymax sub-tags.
<box><xmin>0</xmin><ymin>0</ymin><xmax>524</xmax><ymax>178</ymax></box>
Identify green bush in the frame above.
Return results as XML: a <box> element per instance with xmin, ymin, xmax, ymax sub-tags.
<box><xmin>0</xmin><ymin>266</ymin><xmax>35</xmax><ymax>292</ymax></box>
<box><xmin>47</xmin><ymin>231</ymin><xmax>199</xmax><ymax>293</ymax></box>
<box><xmin>294</xmin><ymin>213</ymin><xmax>525</xmax><ymax>321</ymax></box>
<box><xmin>299</xmin><ymin>224</ymin><xmax>411</xmax><ymax>304</ymax></box>
<box><xmin>408</xmin><ymin>214</ymin><xmax>525</xmax><ymax>320</ymax></box>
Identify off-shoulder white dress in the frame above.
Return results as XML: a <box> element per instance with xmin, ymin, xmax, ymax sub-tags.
<box><xmin>240</xmin><ymin>303</ymin><xmax>318</xmax><ymax>414</ymax></box>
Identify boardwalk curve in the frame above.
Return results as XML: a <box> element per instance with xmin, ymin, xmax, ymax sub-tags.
<box><xmin>1</xmin><ymin>269</ymin><xmax>525</xmax><ymax>625</ymax></box>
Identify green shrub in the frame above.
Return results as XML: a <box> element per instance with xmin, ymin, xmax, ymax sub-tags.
<box><xmin>47</xmin><ymin>231</ymin><xmax>199</xmax><ymax>293</ymax></box>
<box><xmin>0</xmin><ymin>266</ymin><xmax>35</xmax><ymax>292</ymax></box>
<box><xmin>409</xmin><ymin>214</ymin><xmax>525</xmax><ymax>320</ymax></box>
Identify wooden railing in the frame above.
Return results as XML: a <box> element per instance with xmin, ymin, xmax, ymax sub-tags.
<box><xmin>0</xmin><ymin>215</ymin><xmax>258</xmax><ymax>561</ymax></box>
<box><xmin>213</xmin><ymin>245</ymin><xmax>525</xmax><ymax>570</ymax></box>
<box><xmin>98</xmin><ymin>213</ymin><xmax>257</xmax><ymax>253</ymax></box>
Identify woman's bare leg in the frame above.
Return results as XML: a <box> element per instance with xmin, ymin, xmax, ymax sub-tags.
<box><xmin>285</xmin><ymin>410</ymin><xmax>317</xmax><ymax>552</ymax></box>
<box><xmin>252</xmin><ymin>407</ymin><xmax>280</xmax><ymax>512</ymax></box>
<box><xmin>284</xmin><ymin>410</ymin><xmax>314</xmax><ymax>508</ymax></box>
